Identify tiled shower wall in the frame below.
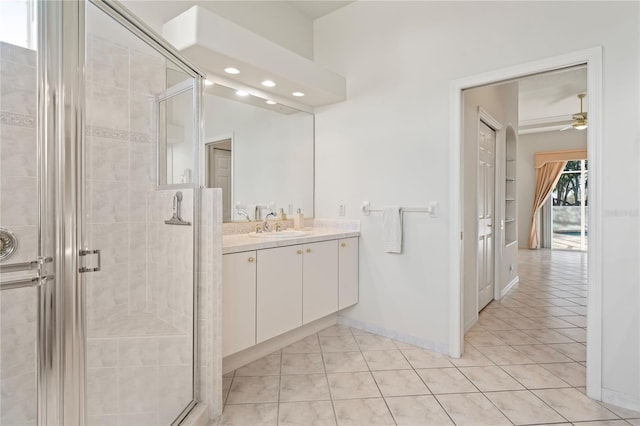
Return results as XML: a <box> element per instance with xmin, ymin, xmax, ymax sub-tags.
<box><xmin>0</xmin><ymin>42</ymin><xmax>39</xmax><ymax>426</ymax></box>
<box><xmin>84</xmin><ymin>33</ymin><xmax>196</xmax><ymax>426</ymax></box>
<box><xmin>199</xmin><ymin>188</ymin><xmax>223</xmax><ymax>421</ymax></box>
<box><xmin>85</xmin><ymin>33</ymin><xmax>164</xmax><ymax>328</ymax></box>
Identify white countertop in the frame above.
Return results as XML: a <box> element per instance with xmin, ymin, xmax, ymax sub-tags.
<box><xmin>223</xmin><ymin>228</ymin><xmax>360</xmax><ymax>254</ymax></box>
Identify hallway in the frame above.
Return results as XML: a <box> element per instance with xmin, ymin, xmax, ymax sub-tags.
<box><xmin>218</xmin><ymin>249</ymin><xmax>639</xmax><ymax>425</ymax></box>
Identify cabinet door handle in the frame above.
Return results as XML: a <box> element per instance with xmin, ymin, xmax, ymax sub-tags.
<box><xmin>341</xmin><ymin>242</ymin><xmax>346</xmax><ymax>247</ymax></box>
<box><xmin>297</xmin><ymin>250</ymin><xmax>302</xmax><ymax>255</ymax></box>
<box><xmin>306</xmin><ymin>248</ymin><xmax>312</xmax><ymax>253</ymax></box>
<box><xmin>248</xmin><ymin>257</ymin><xmax>255</xmax><ymax>263</ymax></box>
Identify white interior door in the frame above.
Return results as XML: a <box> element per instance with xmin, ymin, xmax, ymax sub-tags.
<box><xmin>477</xmin><ymin>121</ymin><xmax>496</xmax><ymax>311</ymax></box>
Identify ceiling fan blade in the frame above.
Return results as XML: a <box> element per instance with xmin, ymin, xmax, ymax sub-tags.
<box><xmin>560</xmin><ymin>124</ymin><xmax>573</xmax><ymax>131</ymax></box>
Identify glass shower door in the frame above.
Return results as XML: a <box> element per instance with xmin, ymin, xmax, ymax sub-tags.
<box><xmin>83</xmin><ymin>2</ymin><xmax>199</xmax><ymax>425</ymax></box>
<box><xmin>0</xmin><ymin>2</ymin><xmax>51</xmax><ymax>425</ymax></box>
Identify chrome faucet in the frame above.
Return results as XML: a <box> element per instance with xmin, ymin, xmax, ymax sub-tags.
<box><xmin>237</xmin><ymin>210</ymin><xmax>251</xmax><ymax>221</ymax></box>
<box><xmin>263</xmin><ymin>211</ymin><xmax>277</xmax><ymax>232</ymax></box>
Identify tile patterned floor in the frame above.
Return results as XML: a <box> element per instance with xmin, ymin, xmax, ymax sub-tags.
<box><xmin>217</xmin><ymin>249</ymin><xmax>640</xmax><ymax>425</ymax></box>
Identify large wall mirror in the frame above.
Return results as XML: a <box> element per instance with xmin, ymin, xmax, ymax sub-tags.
<box><xmin>203</xmin><ymin>84</ymin><xmax>314</xmax><ymax>222</ymax></box>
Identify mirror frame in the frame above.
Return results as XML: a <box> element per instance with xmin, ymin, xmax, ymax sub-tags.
<box><xmin>156</xmin><ymin>78</ymin><xmax>199</xmax><ymax>189</ymax></box>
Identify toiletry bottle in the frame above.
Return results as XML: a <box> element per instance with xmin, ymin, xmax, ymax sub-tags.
<box><xmin>293</xmin><ymin>208</ymin><xmax>304</xmax><ymax>229</ymax></box>
<box><xmin>279</xmin><ymin>208</ymin><xmax>287</xmax><ymax>220</ymax></box>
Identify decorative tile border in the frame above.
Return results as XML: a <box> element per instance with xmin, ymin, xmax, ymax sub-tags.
<box><xmin>130</xmin><ymin>131</ymin><xmax>153</xmax><ymax>144</ymax></box>
<box><xmin>86</xmin><ymin>125</ymin><xmax>129</xmax><ymax>141</ymax></box>
<box><xmin>0</xmin><ymin>111</ymin><xmax>36</xmax><ymax>128</ymax></box>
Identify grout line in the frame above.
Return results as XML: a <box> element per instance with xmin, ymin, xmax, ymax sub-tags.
<box><xmin>317</xmin><ymin>332</ymin><xmax>340</xmax><ymax>426</ymax></box>
<box><xmin>356</xmin><ymin>328</ymin><xmax>398</xmax><ymax>426</ymax></box>
<box><xmin>275</xmin><ymin>350</ymin><xmax>283</xmax><ymax>425</ymax></box>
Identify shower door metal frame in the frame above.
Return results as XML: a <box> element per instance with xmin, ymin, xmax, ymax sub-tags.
<box><xmin>42</xmin><ymin>0</ymin><xmax>205</xmax><ymax>424</ymax></box>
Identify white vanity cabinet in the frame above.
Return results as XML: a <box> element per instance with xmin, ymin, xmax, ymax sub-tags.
<box><xmin>222</xmin><ymin>251</ymin><xmax>257</xmax><ymax>357</ymax></box>
<box><xmin>338</xmin><ymin>237</ymin><xmax>359</xmax><ymax>310</ymax></box>
<box><xmin>302</xmin><ymin>240</ymin><xmax>339</xmax><ymax>324</ymax></box>
<box><xmin>222</xmin><ymin>234</ymin><xmax>359</xmax><ymax>356</ymax></box>
<box><xmin>256</xmin><ymin>245</ymin><xmax>304</xmax><ymax>343</ymax></box>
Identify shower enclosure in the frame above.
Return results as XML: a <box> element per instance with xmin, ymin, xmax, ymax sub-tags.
<box><xmin>0</xmin><ymin>1</ymin><xmax>204</xmax><ymax>424</ymax></box>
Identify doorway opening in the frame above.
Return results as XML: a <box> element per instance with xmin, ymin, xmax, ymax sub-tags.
<box><xmin>450</xmin><ymin>47</ymin><xmax>602</xmax><ymax>401</ymax></box>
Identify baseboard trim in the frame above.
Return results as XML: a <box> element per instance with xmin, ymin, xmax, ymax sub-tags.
<box><xmin>337</xmin><ymin>316</ymin><xmax>449</xmax><ymax>355</ymax></box>
<box><xmin>501</xmin><ymin>276</ymin><xmax>520</xmax><ymax>298</ymax></box>
<box><xmin>601</xmin><ymin>388</ymin><xmax>640</xmax><ymax>412</ymax></box>
<box><xmin>464</xmin><ymin>315</ymin><xmax>478</xmax><ymax>334</ymax></box>
<box><xmin>223</xmin><ymin>314</ymin><xmax>337</xmax><ymax>374</ymax></box>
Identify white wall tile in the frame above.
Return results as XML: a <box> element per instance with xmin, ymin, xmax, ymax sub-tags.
<box><xmin>118</xmin><ymin>338</ymin><xmax>158</xmax><ymax>367</ymax></box>
<box><xmin>0</xmin><ymin>59</ymin><xmax>37</xmax><ymax>116</ymax></box>
<box><xmin>86</xmin><ymin>84</ymin><xmax>129</xmax><ymax>131</ymax></box>
<box><xmin>87</xmin><ymin>339</ymin><xmax>119</xmax><ymax>368</ymax></box>
<box><xmin>118</xmin><ymin>366</ymin><xmax>158</xmax><ymax>414</ymax></box>
<box><xmin>158</xmin><ymin>336</ymin><xmax>192</xmax><ymax>366</ymax></box>
<box><xmin>88</xmin><ymin>136</ymin><xmax>129</xmax><ymax>182</ymax></box>
<box><xmin>0</xmin><ymin>175</ymin><xmax>38</xmax><ymax>226</ymax></box>
<box><xmin>0</xmin><ymin>124</ymin><xmax>37</xmax><ymax>177</ymax></box>
<box><xmin>0</xmin><ymin>372</ymin><xmax>37</xmax><ymax>425</ymax></box>
<box><xmin>87</xmin><ymin>35</ymin><xmax>129</xmax><ymax>90</ymax></box>
<box><xmin>87</xmin><ymin>368</ymin><xmax>119</xmax><ymax>416</ymax></box>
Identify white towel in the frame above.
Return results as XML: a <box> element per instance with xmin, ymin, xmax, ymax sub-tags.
<box><xmin>383</xmin><ymin>207</ymin><xmax>402</xmax><ymax>253</ymax></box>
<box><xmin>246</xmin><ymin>204</ymin><xmax>257</xmax><ymax>221</ymax></box>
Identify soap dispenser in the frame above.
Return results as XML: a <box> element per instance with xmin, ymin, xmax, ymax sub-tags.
<box><xmin>293</xmin><ymin>208</ymin><xmax>304</xmax><ymax>229</ymax></box>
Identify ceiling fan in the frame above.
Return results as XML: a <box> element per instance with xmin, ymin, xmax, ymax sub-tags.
<box><xmin>561</xmin><ymin>93</ymin><xmax>588</xmax><ymax>131</ymax></box>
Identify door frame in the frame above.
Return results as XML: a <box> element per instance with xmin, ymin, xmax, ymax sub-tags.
<box><xmin>205</xmin><ymin>134</ymin><xmax>234</xmax><ymax>220</ymax></box>
<box><xmin>477</xmin><ymin>109</ymin><xmax>504</xmax><ymax>311</ymax></box>
<box><xmin>449</xmin><ymin>47</ymin><xmax>603</xmax><ymax>400</ymax></box>
<box><xmin>204</xmin><ymin>133</ymin><xmax>234</xmax><ymax>218</ymax></box>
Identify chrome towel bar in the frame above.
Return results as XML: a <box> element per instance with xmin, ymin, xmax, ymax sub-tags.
<box><xmin>361</xmin><ymin>201</ymin><xmax>439</xmax><ymax>218</ymax></box>
<box><xmin>0</xmin><ymin>256</ymin><xmax>53</xmax><ymax>291</ymax></box>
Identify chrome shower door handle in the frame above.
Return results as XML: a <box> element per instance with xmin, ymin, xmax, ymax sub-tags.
<box><xmin>79</xmin><ymin>249</ymin><xmax>101</xmax><ymax>273</ymax></box>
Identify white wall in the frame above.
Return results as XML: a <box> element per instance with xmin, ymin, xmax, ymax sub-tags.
<box><xmin>121</xmin><ymin>1</ymin><xmax>314</xmax><ymax>59</ymax></box>
<box><xmin>204</xmin><ymin>95</ymin><xmax>314</xmax><ymax>219</ymax></box>
<box><xmin>462</xmin><ymin>83</ymin><xmax>519</xmax><ymax>331</ymax></box>
<box><xmin>314</xmin><ymin>1</ymin><xmax>639</xmax><ymax>408</ymax></box>
<box><xmin>517</xmin><ymin>130</ymin><xmax>588</xmax><ymax>248</ymax></box>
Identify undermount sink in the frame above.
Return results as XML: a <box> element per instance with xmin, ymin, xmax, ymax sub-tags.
<box><xmin>247</xmin><ymin>230</ymin><xmax>309</xmax><ymax>239</ymax></box>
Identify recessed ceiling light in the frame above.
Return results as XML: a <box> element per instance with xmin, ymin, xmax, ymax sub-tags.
<box><xmin>204</xmin><ymin>80</ymin><xmax>214</xmax><ymax>86</ymax></box>
<box><xmin>261</xmin><ymin>80</ymin><xmax>276</xmax><ymax>87</ymax></box>
<box><xmin>292</xmin><ymin>91</ymin><xmax>305</xmax><ymax>97</ymax></box>
<box><xmin>224</xmin><ymin>67</ymin><xmax>240</xmax><ymax>74</ymax></box>
<box><xmin>236</xmin><ymin>90</ymin><xmax>249</xmax><ymax>97</ymax></box>
<box><xmin>265</xmin><ymin>100</ymin><xmax>277</xmax><ymax>105</ymax></box>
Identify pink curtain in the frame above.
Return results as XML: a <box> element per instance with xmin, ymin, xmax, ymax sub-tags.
<box><xmin>528</xmin><ymin>161</ymin><xmax>567</xmax><ymax>249</ymax></box>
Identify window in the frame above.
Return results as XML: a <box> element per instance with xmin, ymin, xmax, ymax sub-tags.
<box><xmin>551</xmin><ymin>160</ymin><xmax>588</xmax><ymax>251</ymax></box>
<box><xmin>0</xmin><ymin>0</ymin><xmax>37</xmax><ymax>50</ymax></box>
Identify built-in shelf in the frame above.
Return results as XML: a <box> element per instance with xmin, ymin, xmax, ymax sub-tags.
<box><xmin>505</xmin><ymin>132</ymin><xmax>517</xmax><ymax>246</ymax></box>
